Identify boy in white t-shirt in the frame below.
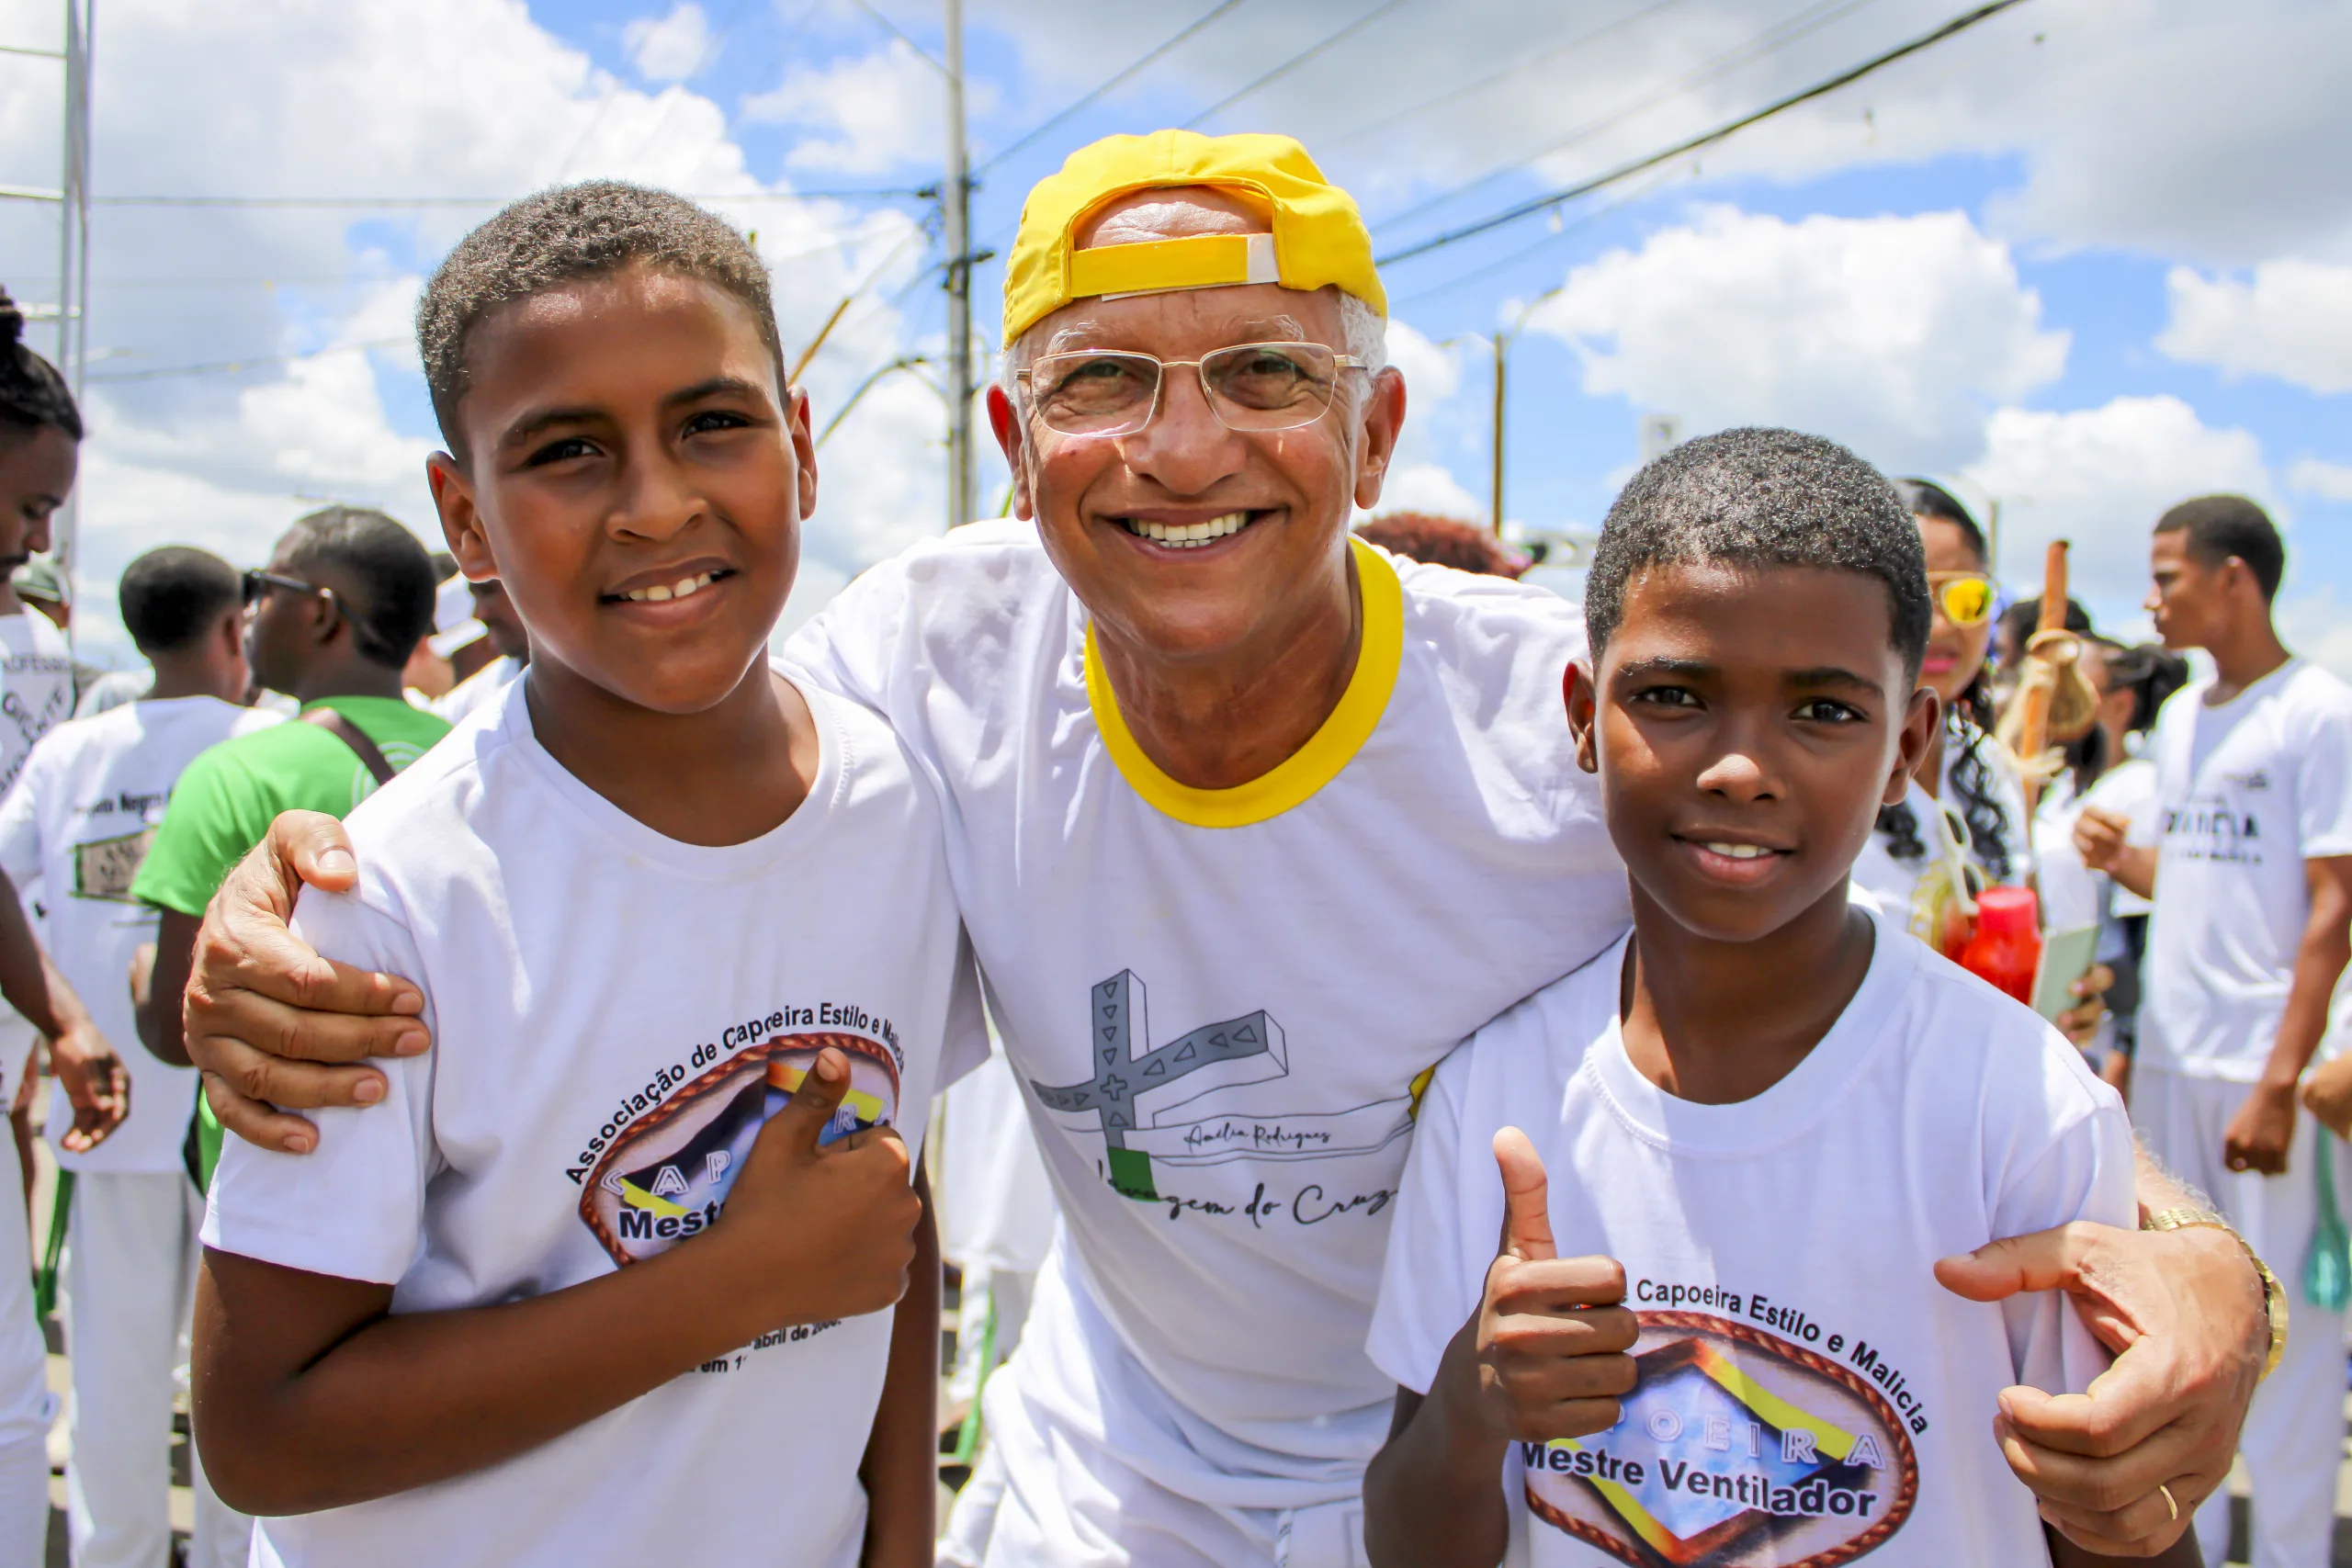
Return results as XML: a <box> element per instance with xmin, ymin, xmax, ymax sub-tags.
<box><xmin>192</xmin><ymin>184</ymin><xmax>981</xmax><ymax>1568</ymax></box>
<box><xmin>0</xmin><ymin>546</ymin><xmax>278</xmax><ymax>1568</ymax></box>
<box><xmin>2077</xmin><ymin>494</ymin><xmax>2352</xmax><ymax>1568</ymax></box>
<box><xmin>1364</xmin><ymin>430</ymin><xmax>2195</xmax><ymax>1568</ymax></box>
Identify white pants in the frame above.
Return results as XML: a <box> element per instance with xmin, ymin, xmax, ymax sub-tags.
<box><xmin>0</xmin><ymin>1131</ymin><xmax>51</xmax><ymax>1568</ymax></box>
<box><xmin>2134</xmin><ymin>1067</ymin><xmax>2345</xmax><ymax>1568</ymax></box>
<box><xmin>936</xmin><ymin>1252</ymin><xmax>1371</xmax><ymax>1568</ymax></box>
<box><xmin>60</xmin><ymin>1170</ymin><xmax>250</xmax><ymax>1568</ymax></box>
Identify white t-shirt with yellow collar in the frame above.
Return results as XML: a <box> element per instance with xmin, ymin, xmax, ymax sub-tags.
<box><xmin>783</xmin><ymin>519</ymin><xmax>1627</xmax><ymax>1512</ymax></box>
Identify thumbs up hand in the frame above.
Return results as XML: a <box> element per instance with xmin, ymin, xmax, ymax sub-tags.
<box><xmin>1442</xmin><ymin>1129</ymin><xmax>1639</xmax><ymax>1445</ymax></box>
<box><xmin>712</xmin><ymin>1047</ymin><xmax>922</xmax><ymax>1326</ymax></box>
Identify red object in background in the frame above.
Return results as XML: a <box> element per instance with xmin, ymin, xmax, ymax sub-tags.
<box><xmin>1958</xmin><ymin>886</ymin><xmax>2042</xmax><ymax>1004</ymax></box>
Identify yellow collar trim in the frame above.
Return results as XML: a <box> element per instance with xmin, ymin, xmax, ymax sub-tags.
<box><xmin>1083</xmin><ymin>536</ymin><xmax>1402</xmax><ymax>829</ymax></box>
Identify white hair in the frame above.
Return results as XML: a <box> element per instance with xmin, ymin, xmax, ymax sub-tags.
<box><xmin>1338</xmin><ymin>291</ymin><xmax>1388</xmax><ymax>373</ymax></box>
<box><xmin>997</xmin><ymin>288</ymin><xmax>1388</xmax><ymax>396</ymax></box>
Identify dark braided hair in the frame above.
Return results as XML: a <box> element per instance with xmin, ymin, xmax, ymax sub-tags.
<box><xmin>2065</xmin><ymin>639</ymin><xmax>2190</xmax><ymax>788</ymax></box>
<box><xmin>0</xmin><ymin>288</ymin><xmax>82</xmax><ymax>443</ymax></box>
<box><xmin>1876</xmin><ymin>478</ymin><xmax>2015</xmax><ymax>880</ymax></box>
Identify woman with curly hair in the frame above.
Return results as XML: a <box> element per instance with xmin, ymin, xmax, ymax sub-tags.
<box><xmin>1849</xmin><ymin>479</ymin><xmax>2031</xmax><ymax>927</ymax></box>
<box><xmin>0</xmin><ymin>283</ymin><xmax>95</xmax><ymax>1568</ymax></box>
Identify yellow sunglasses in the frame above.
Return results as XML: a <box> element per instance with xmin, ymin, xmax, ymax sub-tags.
<box><xmin>1927</xmin><ymin>570</ymin><xmax>1995</xmax><ymax>627</ymax></box>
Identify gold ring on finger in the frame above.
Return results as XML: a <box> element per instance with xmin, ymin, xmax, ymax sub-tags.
<box><xmin>2158</xmin><ymin>1483</ymin><xmax>2178</xmax><ymax>1522</ymax></box>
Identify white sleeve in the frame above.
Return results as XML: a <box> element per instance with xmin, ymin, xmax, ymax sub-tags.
<box><xmin>2293</xmin><ymin>690</ymin><xmax>2352</xmax><ymax>860</ymax></box>
<box><xmin>0</xmin><ymin>746</ymin><xmax>44</xmax><ymax>886</ymax></box>
<box><xmin>200</xmin><ymin>881</ymin><xmax>437</xmax><ymax>1286</ymax></box>
<box><xmin>1988</xmin><ymin>1086</ymin><xmax>2139</xmax><ymax>1398</ymax></box>
<box><xmin>776</xmin><ymin>559</ymin><xmax>910</xmax><ymax>716</ymax></box>
<box><xmin>1365</xmin><ymin>1041</ymin><xmax>1492</xmax><ymax>1397</ymax></box>
<box><xmin>936</xmin><ymin>927</ymin><xmax>992</xmax><ymax>1089</ymax></box>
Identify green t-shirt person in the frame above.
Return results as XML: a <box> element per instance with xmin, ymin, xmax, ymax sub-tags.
<box><xmin>133</xmin><ymin>695</ymin><xmax>448</xmax><ymax>918</ymax></box>
<box><xmin>135</xmin><ymin>694</ymin><xmax>450</xmax><ymax>1180</ymax></box>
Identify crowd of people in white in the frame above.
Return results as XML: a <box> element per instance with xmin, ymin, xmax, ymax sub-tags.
<box><xmin>0</xmin><ymin>126</ymin><xmax>2334</xmax><ymax>1568</ymax></box>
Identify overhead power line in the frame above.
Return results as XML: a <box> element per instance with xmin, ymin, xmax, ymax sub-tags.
<box><xmin>1374</xmin><ymin>0</ymin><xmax>1883</xmax><ymax>239</ymax></box>
<box><xmin>1182</xmin><ymin>0</ymin><xmax>1414</xmax><ymax>130</ymax></box>
<box><xmin>1327</xmin><ymin>0</ymin><xmax>1698</xmax><ymax>150</ymax></box>
<box><xmin>844</xmin><ymin>0</ymin><xmax>949</xmax><ymax>74</ymax></box>
<box><xmin>1389</xmin><ymin>164</ymin><xmax>1690</xmax><ymax>311</ymax></box>
<box><xmin>1378</xmin><ymin>0</ymin><xmax>2031</xmax><ymax>266</ymax></box>
<box><xmin>85</xmin><ymin>337</ymin><xmax>408</xmax><ymax>384</ymax></box>
<box><xmin>85</xmin><ymin>189</ymin><xmax>923</xmax><ymax>209</ymax></box>
<box><xmin>978</xmin><ymin>0</ymin><xmax>1256</xmax><ymax>175</ymax></box>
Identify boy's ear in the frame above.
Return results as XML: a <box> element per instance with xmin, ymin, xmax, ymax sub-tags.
<box><xmin>1885</xmin><ymin>683</ymin><xmax>1939</xmax><ymax>807</ymax></box>
<box><xmin>987</xmin><ymin>385</ymin><xmax>1034</xmax><ymax>522</ymax></box>
<box><xmin>427</xmin><ymin>452</ymin><xmax>498</xmax><ymax>583</ymax></box>
<box><xmin>786</xmin><ymin>388</ymin><xmax>818</xmax><ymax>522</ymax></box>
<box><xmin>1564</xmin><ymin>660</ymin><xmax>1600</xmax><ymax>774</ymax></box>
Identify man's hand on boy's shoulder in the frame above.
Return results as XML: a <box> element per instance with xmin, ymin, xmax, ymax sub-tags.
<box><xmin>1438</xmin><ymin>1130</ymin><xmax>1638</xmax><ymax>1448</ymax></box>
<box><xmin>1938</xmin><ymin>1218</ymin><xmax>2264</xmax><ymax>1557</ymax></box>
<box><xmin>183</xmin><ymin>811</ymin><xmax>428</xmax><ymax>1155</ymax></box>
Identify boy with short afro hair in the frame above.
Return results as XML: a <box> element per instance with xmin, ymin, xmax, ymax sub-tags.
<box><xmin>192</xmin><ymin>183</ymin><xmax>979</xmax><ymax>1566</ymax></box>
<box><xmin>1364</xmin><ymin>429</ymin><xmax>2199</xmax><ymax>1567</ymax></box>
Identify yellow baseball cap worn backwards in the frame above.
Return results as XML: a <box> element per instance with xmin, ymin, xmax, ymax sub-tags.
<box><xmin>1002</xmin><ymin>130</ymin><xmax>1387</xmax><ymax>344</ymax></box>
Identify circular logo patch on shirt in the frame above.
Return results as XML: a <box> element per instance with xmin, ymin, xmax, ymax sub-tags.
<box><xmin>579</xmin><ymin>1032</ymin><xmax>900</xmax><ymax>1267</ymax></box>
<box><xmin>1522</xmin><ymin>1311</ymin><xmax>1917</xmax><ymax>1567</ymax></box>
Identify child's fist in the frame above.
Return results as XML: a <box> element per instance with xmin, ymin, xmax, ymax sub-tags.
<box><xmin>718</xmin><ymin>1047</ymin><xmax>921</xmax><ymax>1325</ymax></box>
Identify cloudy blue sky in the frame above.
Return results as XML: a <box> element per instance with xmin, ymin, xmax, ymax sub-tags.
<box><xmin>1</xmin><ymin>0</ymin><xmax>2346</xmax><ymax>670</ymax></box>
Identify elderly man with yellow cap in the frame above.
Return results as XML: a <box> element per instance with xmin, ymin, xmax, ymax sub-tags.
<box><xmin>174</xmin><ymin>132</ymin><xmax>2265</xmax><ymax>1565</ymax></box>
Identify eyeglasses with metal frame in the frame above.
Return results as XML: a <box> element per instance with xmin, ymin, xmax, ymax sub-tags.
<box><xmin>1016</xmin><ymin>341</ymin><xmax>1369</xmax><ymax>439</ymax></box>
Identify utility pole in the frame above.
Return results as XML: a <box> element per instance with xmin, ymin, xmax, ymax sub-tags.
<box><xmin>1487</xmin><ymin>280</ymin><xmax>1570</xmax><ymax>540</ymax></box>
<box><xmin>941</xmin><ymin>0</ymin><xmax>974</xmax><ymax>532</ymax></box>
<box><xmin>1488</xmin><ymin>331</ymin><xmax>1506</xmax><ymax>536</ymax></box>
<box><xmin>62</xmin><ymin>0</ymin><xmax>91</xmax><ymax>581</ymax></box>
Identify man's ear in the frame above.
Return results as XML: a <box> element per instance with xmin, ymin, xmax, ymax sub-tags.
<box><xmin>427</xmin><ymin>451</ymin><xmax>498</xmax><ymax>582</ymax></box>
<box><xmin>1351</xmin><ymin>367</ymin><xmax>1408</xmax><ymax>513</ymax></box>
<box><xmin>987</xmin><ymin>385</ymin><xmax>1033</xmax><ymax>522</ymax></box>
<box><xmin>1565</xmin><ymin>659</ymin><xmax>1600</xmax><ymax>775</ymax></box>
<box><xmin>1887</xmin><ymin>683</ymin><xmax>1939</xmax><ymax>807</ymax></box>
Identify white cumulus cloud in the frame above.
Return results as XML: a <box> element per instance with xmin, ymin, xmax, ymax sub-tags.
<box><xmin>1962</xmin><ymin>396</ymin><xmax>2274</xmax><ymax>619</ymax></box>
<box><xmin>1525</xmin><ymin>206</ymin><xmax>2067</xmax><ymax>474</ymax></box>
<box><xmin>744</xmin><ymin>39</ymin><xmax>993</xmax><ymax>178</ymax></box>
<box><xmin>2290</xmin><ymin>458</ymin><xmax>2352</xmax><ymax>502</ymax></box>
<box><xmin>0</xmin><ymin>0</ymin><xmax>941</xmax><ymax>667</ymax></box>
<box><xmin>622</xmin><ymin>2</ymin><xmax>710</xmax><ymax>85</ymax></box>
<box><xmin>2157</xmin><ymin>259</ymin><xmax>2352</xmax><ymax>395</ymax></box>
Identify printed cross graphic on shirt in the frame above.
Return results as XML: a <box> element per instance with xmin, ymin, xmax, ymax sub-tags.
<box><xmin>1032</xmin><ymin>972</ymin><xmax>1286</xmax><ymax>1201</ymax></box>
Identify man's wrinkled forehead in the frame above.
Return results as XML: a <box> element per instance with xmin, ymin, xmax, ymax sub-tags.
<box><xmin>1029</xmin><ymin>186</ymin><xmax>1329</xmax><ymax>354</ymax></box>
<box><xmin>1075</xmin><ymin>186</ymin><xmax>1267</xmax><ymax>250</ymax></box>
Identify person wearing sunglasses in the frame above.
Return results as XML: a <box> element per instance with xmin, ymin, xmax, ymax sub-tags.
<box><xmin>164</xmin><ymin>135</ymin><xmax>2267</xmax><ymax>1565</ymax></box>
<box><xmin>129</xmin><ymin>508</ymin><xmax>450</xmax><ymax>1200</ymax></box>
<box><xmin>1852</xmin><ymin>481</ymin><xmax>2033</xmax><ymax>929</ymax></box>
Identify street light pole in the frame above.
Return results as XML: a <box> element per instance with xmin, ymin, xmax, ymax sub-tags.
<box><xmin>942</xmin><ymin>0</ymin><xmax>973</xmax><ymax>533</ymax></box>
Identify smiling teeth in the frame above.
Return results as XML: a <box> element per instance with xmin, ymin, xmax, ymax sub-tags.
<box><xmin>1706</xmin><ymin>843</ymin><xmax>1770</xmax><ymax>860</ymax></box>
<box><xmin>623</xmin><ymin>571</ymin><xmax>718</xmax><ymax>604</ymax></box>
<box><xmin>1123</xmin><ymin>512</ymin><xmax>1250</xmax><ymax>549</ymax></box>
